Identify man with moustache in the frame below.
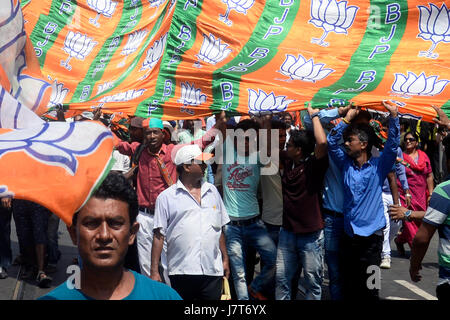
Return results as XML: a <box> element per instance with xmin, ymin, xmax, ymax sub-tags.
<box><xmin>150</xmin><ymin>145</ymin><xmax>230</xmax><ymax>300</ymax></box>
<box><xmin>38</xmin><ymin>173</ymin><xmax>181</xmax><ymax>300</ymax></box>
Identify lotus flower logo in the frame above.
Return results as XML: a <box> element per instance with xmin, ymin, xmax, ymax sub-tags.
<box><xmin>118</xmin><ymin>30</ymin><xmax>148</xmax><ymax>67</ymax></box>
<box><xmin>48</xmin><ymin>80</ymin><xmax>69</xmax><ymax>108</ymax></box>
<box><xmin>219</xmin><ymin>0</ymin><xmax>255</xmax><ymax>26</ymax></box>
<box><xmin>61</xmin><ymin>32</ymin><xmax>97</xmax><ymax>71</ymax></box>
<box><xmin>195</xmin><ymin>33</ymin><xmax>232</xmax><ymax>67</ymax></box>
<box><xmin>177</xmin><ymin>82</ymin><xmax>206</xmax><ymax>106</ymax></box>
<box><xmin>87</xmin><ymin>0</ymin><xmax>117</xmax><ymax>28</ymax></box>
<box><xmin>417</xmin><ymin>3</ymin><xmax>450</xmax><ymax>59</ymax></box>
<box><xmin>248</xmin><ymin>89</ymin><xmax>295</xmax><ymax>115</ymax></box>
<box><xmin>0</xmin><ymin>122</ymin><xmax>112</xmax><ymax>175</ymax></box>
<box><xmin>279</xmin><ymin>54</ymin><xmax>334</xmax><ymax>82</ymax></box>
<box><xmin>309</xmin><ymin>0</ymin><xmax>359</xmax><ymax>47</ymax></box>
<box><xmin>141</xmin><ymin>33</ymin><xmax>168</xmax><ymax>72</ymax></box>
<box><xmin>391</xmin><ymin>71</ymin><xmax>450</xmax><ymax>97</ymax></box>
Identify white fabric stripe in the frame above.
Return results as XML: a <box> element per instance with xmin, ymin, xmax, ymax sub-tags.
<box><xmin>424</xmin><ymin>208</ymin><xmax>448</xmax><ymax>225</ymax></box>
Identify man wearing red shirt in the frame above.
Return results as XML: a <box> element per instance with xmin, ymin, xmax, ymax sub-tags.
<box><xmin>117</xmin><ymin>114</ymin><xmax>225</xmax><ymax>282</ymax></box>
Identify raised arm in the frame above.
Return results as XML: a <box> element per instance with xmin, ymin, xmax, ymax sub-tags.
<box><xmin>307</xmin><ymin>103</ymin><xmax>327</xmax><ymax>159</ymax></box>
<box><xmin>432</xmin><ymin>105</ymin><xmax>450</xmax><ymax>130</ymax></box>
<box><xmin>327</xmin><ymin>104</ymin><xmax>358</xmax><ymax>169</ymax></box>
<box><xmin>116</xmin><ymin>140</ymin><xmax>136</xmax><ymax>157</ymax></box>
<box><xmin>303</xmin><ymin>104</ymin><xmax>352</xmax><ymax>130</ymax></box>
<box><xmin>379</xmin><ymin>101</ymin><xmax>400</xmax><ymax>178</ymax></box>
<box><xmin>191</xmin><ymin>111</ymin><xmax>227</xmax><ymax>150</ymax></box>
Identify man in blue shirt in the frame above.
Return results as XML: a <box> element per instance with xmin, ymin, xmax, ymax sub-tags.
<box><xmin>303</xmin><ymin>105</ymin><xmax>350</xmax><ymax>300</ymax></box>
<box><xmin>38</xmin><ymin>173</ymin><xmax>181</xmax><ymax>300</ymax></box>
<box><xmin>327</xmin><ymin>101</ymin><xmax>400</xmax><ymax>300</ymax></box>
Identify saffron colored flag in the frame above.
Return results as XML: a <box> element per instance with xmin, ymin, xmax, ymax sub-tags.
<box><xmin>0</xmin><ymin>0</ymin><xmax>115</xmax><ymax>225</ymax></box>
<box><xmin>22</xmin><ymin>0</ymin><xmax>450</xmax><ymax>122</ymax></box>
<box><xmin>0</xmin><ymin>122</ymin><xmax>115</xmax><ymax>225</ymax></box>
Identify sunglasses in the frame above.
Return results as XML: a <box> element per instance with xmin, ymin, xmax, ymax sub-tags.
<box><xmin>405</xmin><ymin>138</ymin><xmax>416</xmax><ymax>142</ymax></box>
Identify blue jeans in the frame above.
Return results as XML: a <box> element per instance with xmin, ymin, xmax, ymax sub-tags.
<box><xmin>264</xmin><ymin>223</ymin><xmax>280</xmax><ymax>246</ymax></box>
<box><xmin>323</xmin><ymin>213</ymin><xmax>344</xmax><ymax>300</ymax></box>
<box><xmin>224</xmin><ymin>219</ymin><xmax>277</xmax><ymax>300</ymax></box>
<box><xmin>276</xmin><ymin>228</ymin><xmax>324</xmax><ymax>300</ymax></box>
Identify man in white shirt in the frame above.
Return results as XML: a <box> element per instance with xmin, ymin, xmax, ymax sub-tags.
<box><xmin>150</xmin><ymin>144</ymin><xmax>230</xmax><ymax>300</ymax></box>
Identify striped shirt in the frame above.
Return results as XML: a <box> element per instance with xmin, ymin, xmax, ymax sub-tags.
<box><xmin>423</xmin><ymin>179</ymin><xmax>450</xmax><ymax>286</ymax></box>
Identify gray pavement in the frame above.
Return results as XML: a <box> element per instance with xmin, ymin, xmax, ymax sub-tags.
<box><xmin>0</xmin><ymin>218</ymin><xmax>77</xmax><ymax>300</ymax></box>
<box><xmin>379</xmin><ymin>233</ymin><xmax>440</xmax><ymax>300</ymax></box>
<box><xmin>0</xmin><ymin>217</ymin><xmax>440</xmax><ymax>300</ymax></box>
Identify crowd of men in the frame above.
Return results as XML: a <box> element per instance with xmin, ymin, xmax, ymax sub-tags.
<box><xmin>1</xmin><ymin>102</ymin><xmax>449</xmax><ymax>301</ymax></box>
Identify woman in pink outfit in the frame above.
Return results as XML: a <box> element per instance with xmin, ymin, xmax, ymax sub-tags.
<box><xmin>396</xmin><ymin>132</ymin><xmax>434</xmax><ymax>255</ymax></box>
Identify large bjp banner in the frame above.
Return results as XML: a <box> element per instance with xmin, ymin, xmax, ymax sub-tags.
<box><xmin>20</xmin><ymin>0</ymin><xmax>450</xmax><ymax>122</ymax></box>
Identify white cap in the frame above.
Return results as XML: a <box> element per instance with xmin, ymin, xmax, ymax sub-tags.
<box><xmin>173</xmin><ymin>144</ymin><xmax>213</xmax><ymax>166</ymax></box>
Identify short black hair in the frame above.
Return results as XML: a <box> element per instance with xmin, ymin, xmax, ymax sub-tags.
<box><xmin>343</xmin><ymin>123</ymin><xmax>376</xmax><ymax>154</ymax></box>
<box><xmin>72</xmin><ymin>172</ymin><xmax>138</xmax><ymax>227</ymax></box>
<box><xmin>404</xmin><ymin>131</ymin><xmax>419</xmax><ymax>142</ymax></box>
<box><xmin>289</xmin><ymin>129</ymin><xmax>315</xmax><ymax>156</ymax></box>
<box><xmin>176</xmin><ymin>164</ymin><xmax>185</xmax><ymax>177</ymax></box>
<box><xmin>235</xmin><ymin>119</ymin><xmax>261</xmax><ymax>132</ymax></box>
<box><xmin>271</xmin><ymin>119</ymin><xmax>289</xmax><ymax>130</ymax></box>
<box><xmin>353</xmin><ymin>110</ymin><xmax>372</xmax><ymax>123</ymax></box>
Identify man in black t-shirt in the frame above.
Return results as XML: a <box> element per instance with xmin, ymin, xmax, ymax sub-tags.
<box><xmin>275</xmin><ymin>105</ymin><xmax>328</xmax><ymax>300</ymax></box>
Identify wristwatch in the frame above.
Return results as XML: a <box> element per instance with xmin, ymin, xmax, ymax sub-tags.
<box><xmin>404</xmin><ymin>210</ymin><xmax>412</xmax><ymax>222</ymax></box>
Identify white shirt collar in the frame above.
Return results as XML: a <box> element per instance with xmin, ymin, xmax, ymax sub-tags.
<box><xmin>176</xmin><ymin>179</ymin><xmax>212</xmax><ymax>198</ymax></box>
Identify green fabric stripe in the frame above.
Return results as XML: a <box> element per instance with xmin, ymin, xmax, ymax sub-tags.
<box><xmin>311</xmin><ymin>0</ymin><xmax>407</xmax><ymax>107</ymax></box>
<box><xmin>20</xmin><ymin>0</ymin><xmax>31</xmax><ymax>7</ymax></box>
<box><xmin>211</xmin><ymin>1</ymin><xmax>301</xmax><ymax>113</ymax></box>
<box><xmin>80</xmin><ymin>1</ymin><xmax>171</xmax><ymax>106</ymax></box>
<box><xmin>135</xmin><ymin>0</ymin><xmax>204</xmax><ymax>119</ymax></box>
<box><xmin>69</xmin><ymin>0</ymin><xmax>143</xmax><ymax>103</ymax></box>
<box><xmin>442</xmin><ymin>100</ymin><xmax>450</xmax><ymax>117</ymax></box>
<box><xmin>433</xmin><ymin>181</ymin><xmax>450</xmax><ymax>200</ymax></box>
<box><xmin>438</xmin><ymin>251</ymin><xmax>450</xmax><ymax>269</ymax></box>
<box><xmin>29</xmin><ymin>0</ymin><xmax>77</xmax><ymax>67</ymax></box>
